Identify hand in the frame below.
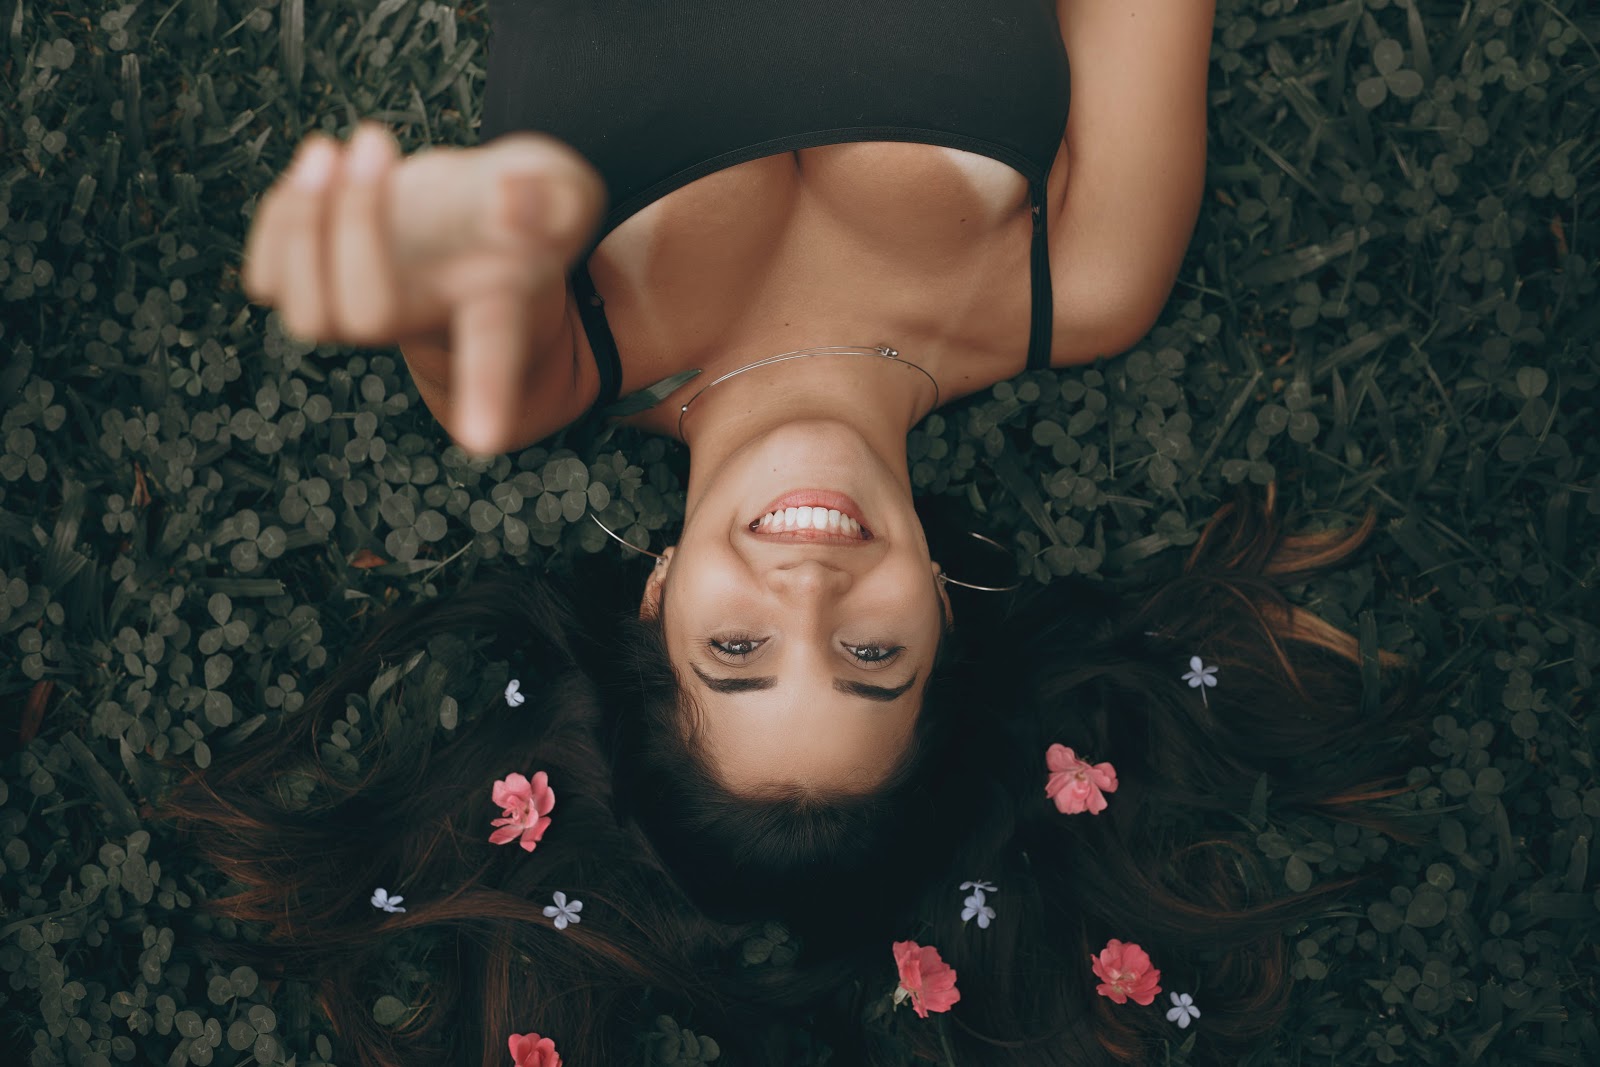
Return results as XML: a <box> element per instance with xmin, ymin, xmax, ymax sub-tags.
<box><xmin>240</xmin><ymin>122</ymin><xmax>607</xmax><ymax>443</ymax></box>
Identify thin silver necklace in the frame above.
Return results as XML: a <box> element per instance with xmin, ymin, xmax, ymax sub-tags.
<box><xmin>595</xmin><ymin>343</ymin><xmax>1017</xmax><ymax>591</ymax></box>
<box><xmin>675</xmin><ymin>344</ymin><xmax>940</xmax><ymax>439</ymax></box>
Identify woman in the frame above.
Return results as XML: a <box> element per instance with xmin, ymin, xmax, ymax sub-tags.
<box><xmin>240</xmin><ymin>0</ymin><xmax>1214</xmax><ymax>808</ymax></box>
<box><xmin>170</xmin><ymin>1</ymin><xmax>1435</xmax><ymax>1063</ymax></box>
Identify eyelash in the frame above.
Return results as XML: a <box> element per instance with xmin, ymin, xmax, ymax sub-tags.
<box><xmin>706</xmin><ymin>636</ymin><xmax>906</xmax><ymax>666</ymax></box>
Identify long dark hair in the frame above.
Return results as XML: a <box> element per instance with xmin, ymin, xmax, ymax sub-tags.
<box><xmin>153</xmin><ymin>484</ymin><xmax>1435</xmax><ymax>1065</ymax></box>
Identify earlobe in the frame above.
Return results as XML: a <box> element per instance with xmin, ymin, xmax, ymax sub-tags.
<box><xmin>638</xmin><ymin>548</ymin><xmax>674</xmax><ymax>620</ymax></box>
<box><xmin>933</xmin><ymin>561</ymin><xmax>955</xmax><ymax>626</ymax></box>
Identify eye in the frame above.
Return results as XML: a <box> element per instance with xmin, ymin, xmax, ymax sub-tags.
<box><xmin>707</xmin><ymin>637</ymin><xmax>904</xmax><ymax>665</ymax></box>
<box><xmin>707</xmin><ymin>635</ymin><xmax>764</xmax><ymax>660</ymax></box>
<box><xmin>843</xmin><ymin>642</ymin><xmax>905</xmax><ymax>666</ymax></box>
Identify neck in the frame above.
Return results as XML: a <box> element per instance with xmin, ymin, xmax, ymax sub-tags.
<box><xmin>677</xmin><ymin>350</ymin><xmax>935</xmax><ymax>510</ymax></box>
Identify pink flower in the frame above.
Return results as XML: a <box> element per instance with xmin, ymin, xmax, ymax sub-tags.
<box><xmin>1044</xmin><ymin>744</ymin><xmax>1118</xmax><ymax>815</ymax></box>
<box><xmin>508</xmin><ymin>1031</ymin><xmax>560</xmax><ymax>1067</ymax></box>
<box><xmin>1090</xmin><ymin>939</ymin><xmax>1162</xmax><ymax>1006</ymax></box>
<box><xmin>892</xmin><ymin>940</ymin><xmax>961</xmax><ymax>1019</ymax></box>
<box><xmin>489</xmin><ymin>772</ymin><xmax>556</xmax><ymax>852</ymax></box>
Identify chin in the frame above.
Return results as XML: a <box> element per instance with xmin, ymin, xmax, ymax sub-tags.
<box><xmin>748</xmin><ymin>418</ymin><xmax>876</xmax><ymax>457</ymax></box>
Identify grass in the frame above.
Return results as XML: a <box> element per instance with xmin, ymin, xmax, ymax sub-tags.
<box><xmin>1</xmin><ymin>0</ymin><xmax>1597</xmax><ymax>1064</ymax></box>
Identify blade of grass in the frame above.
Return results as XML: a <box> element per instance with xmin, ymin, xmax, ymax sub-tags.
<box><xmin>1401</xmin><ymin>0</ymin><xmax>1433</xmax><ymax>86</ymax></box>
<box><xmin>196</xmin><ymin>578</ymin><xmax>289</xmax><ymax>597</ymax></box>
<box><xmin>61</xmin><ymin>733</ymin><xmax>142</xmax><ymax>835</ymax></box>
<box><xmin>425</xmin><ymin>38</ymin><xmax>480</xmax><ymax>101</ymax></box>
<box><xmin>1357</xmin><ymin>609</ymin><xmax>1381</xmax><ymax>718</ymax></box>
<box><xmin>1232</xmin><ymin>124</ymin><xmax>1330</xmax><ymax>209</ymax></box>
<box><xmin>599</xmin><ymin>369</ymin><xmax>703</xmax><ymax>418</ymax></box>
<box><xmin>1255</xmin><ymin>0</ymin><xmax>1362</xmax><ymax>41</ymax></box>
<box><xmin>1311</xmin><ymin>321</ymin><xmax>1408</xmax><ymax>383</ymax></box>
<box><xmin>992</xmin><ymin>448</ymin><xmax>1062</xmax><ymax>548</ymax></box>
<box><xmin>281</xmin><ymin>0</ymin><xmax>305</xmax><ymax>94</ymax></box>
<box><xmin>1237</xmin><ymin>227</ymin><xmax>1370</xmax><ymax>288</ymax></box>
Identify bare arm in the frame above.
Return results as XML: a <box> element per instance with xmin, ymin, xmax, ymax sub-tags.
<box><xmin>1049</xmin><ymin>0</ymin><xmax>1215</xmax><ymax>365</ymax></box>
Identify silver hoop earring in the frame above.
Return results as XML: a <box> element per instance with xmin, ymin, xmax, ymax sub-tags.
<box><xmin>582</xmin><ymin>511</ymin><xmax>1017</xmax><ymax>591</ymax></box>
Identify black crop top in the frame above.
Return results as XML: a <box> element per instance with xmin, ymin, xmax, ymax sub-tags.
<box><xmin>479</xmin><ymin>0</ymin><xmax>1071</xmax><ymax>411</ymax></box>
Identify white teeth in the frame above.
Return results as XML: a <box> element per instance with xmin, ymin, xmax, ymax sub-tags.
<box><xmin>754</xmin><ymin>506</ymin><xmax>867</xmax><ymax>537</ymax></box>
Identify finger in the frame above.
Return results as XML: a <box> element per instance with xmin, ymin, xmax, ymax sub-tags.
<box><xmin>240</xmin><ymin>185</ymin><xmax>288</xmax><ymax>303</ymax></box>
<box><xmin>276</xmin><ymin>134</ymin><xmax>341</xmax><ymax>342</ymax></box>
<box><xmin>449</xmin><ymin>288</ymin><xmax>530</xmax><ymax>456</ymax></box>
<box><xmin>330</xmin><ymin>122</ymin><xmax>402</xmax><ymax>345</ymax></box>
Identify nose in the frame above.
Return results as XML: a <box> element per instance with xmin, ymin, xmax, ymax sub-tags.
<box><xmin>764</xmin><ymin>559</ymin><xmax>852</xmax><ymax>598</ymax></box>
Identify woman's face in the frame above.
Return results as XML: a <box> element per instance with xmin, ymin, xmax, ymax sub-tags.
<box><xmin>641</xmin><ymin>421</ymin><xmax>952</xmax><ymax>795</ymax></box>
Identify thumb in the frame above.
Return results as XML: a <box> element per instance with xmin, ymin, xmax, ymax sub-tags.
<box><xmin>449</xmin><ymin>288</ymin><xmax>531</xmax><ymax>456</ymax></box>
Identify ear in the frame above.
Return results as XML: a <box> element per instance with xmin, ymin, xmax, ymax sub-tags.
<box><xmin>639</xmin><ymin>546</ymin><xmax>676</xmax><ymax>620</ymax></box>
<box><xmin>933</xmin><ymin>561</ymin><xmax>955</xmax><ymax>626</ymax></box>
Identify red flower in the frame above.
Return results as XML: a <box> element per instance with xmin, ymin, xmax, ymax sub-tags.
<box><xmin>508</xmin><ymin>1031</ymin><xmax>560</xmax><ymax>1067</ymax></box>
<box><xmin>489</xmin><ymin>771</ymin><xmax>556</xmax><ymax>852</ymax></box>
<box><xmin>1044</xmin><ymin>744</ymin><xmax>1118</xmax><ymax>815</ymax></box>
<box><xmin>892</xmin><ymin>940</ymin><xmax>961</xmax><ymax>1018</ymax></box>
<box><xmin>1090</xmin><ymin>939</ymin><xmax>1162</xmax><ymax>1006</ymax></box>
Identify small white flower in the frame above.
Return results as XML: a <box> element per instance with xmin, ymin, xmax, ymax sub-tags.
<box><xmin>505</xmin><ymin>679</ymin><xmax>525</xmax><ymax>706</ymax></box>
<box><xmin>1165</xmin><ymin>991</ymin><xmax>1201</xmax><ymax>1028</ymax></box>
<box><xmin>959</xmin><ymin>885</ymin><xmax>997</xmax><ymax>929</ymax></box>
<box><xmin>1181</xmin><ymin>656</ymin><xmax>1218</xmax><ymax>707</ymax></box>
<box><xmin>542</xmin><ymin>891</ymin><xmax>583</xmax><ymax>930</ymax></box>
<box><xmin>371</xmin><ymin>887</ymin><xmax>406</xmax><ymax>913</ymax></box>
<box><xmin>958</xmin><ymin>880</ymin><xmax>997</xmax><ymax>894</ymax></box>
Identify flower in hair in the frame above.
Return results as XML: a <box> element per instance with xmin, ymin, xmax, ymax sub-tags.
<box><xmin>892</xmin><ymin>940</ymin><xmax>960</xmax><ymax>1018</ymax></box>
<box><xmin>1044</xmin><ymin>744</ymin><xmax>1118</xmax><ymax>815</ymax></box>
<box><xmin>1181</xmin><ymin>656</ymin><xmax>1218</xmax><ymax>707</ymax></box>
<box><xmin>542</xmin><ymin>891</ymin><xmax>583</xmax><ymax>930</ymax></box>
<box><xmin>1166</xmin><ymin>991</ymin><xmax>1201</xmax><ymax>1028</ymax></box>
<box><xmin>489</xmin><ymin>771</ymin><xmax>556</xmax><ymax>851</ymax></box>
<box><xmin>1090</xmin><ymin>939</ymin><xmax>1162</xmax><ymax>1006</ymax></box>
<box><xmin>508</xmin><ymin>1031</ymin><xmax>561</xmax><ymax>1067</ymax></box>
<box><xmin>505</xmin><ymin>679</ymin><xmax>526</xmax><ymax>706</ymax></box>
<box><xmin>370</xmin><ymin>887</ymin><xmax>406</xmax><ymax>913</ymax></box>
<box><xmin>958</xmin><ymin>882</ymin><xmax>997</xmax><ymax>928</ymax></box>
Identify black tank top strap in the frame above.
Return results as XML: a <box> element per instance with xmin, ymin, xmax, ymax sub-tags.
<box><xmin>570</xmin><ymin>261</ymin><xmax>624</xmax><ymax>410</ymax></box>
<box><xmin>1025</xmin><ymin>179</ymin><xmax>1054</xmax><ymax>373</ymax></box>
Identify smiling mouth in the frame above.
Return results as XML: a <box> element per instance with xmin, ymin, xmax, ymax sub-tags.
<box><xmin>746</xmin><ymin>491</ymin><xmax>874</xmax><ymax>544</ymax></box>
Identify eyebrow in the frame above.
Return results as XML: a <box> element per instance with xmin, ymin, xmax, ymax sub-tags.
<box><xmin>689</xmin><ymin>663</ymin><xmax>918</xmax><ymax>703</ymax></box>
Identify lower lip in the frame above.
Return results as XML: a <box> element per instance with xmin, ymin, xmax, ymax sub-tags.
<box><xmin>750</xmin><ymin>490</ymin><xmax>873</xmax><ymax>537</ymax></box>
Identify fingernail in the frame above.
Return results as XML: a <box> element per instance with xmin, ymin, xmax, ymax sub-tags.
<box><xmin>347</xmin><ymin>127</ymin><xmax>387</xmax><ymax>182</ymax></box>
<box><xmin>292</xmin><ymin>139</ymin><xmax>336</xmax><ymax>188</ymax></box>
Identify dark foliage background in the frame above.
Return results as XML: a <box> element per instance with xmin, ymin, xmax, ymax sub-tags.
<box><xmin>1</xmin><ymin>0</ymin><xmax>1597</xmax><ymax>1064</ymax></box>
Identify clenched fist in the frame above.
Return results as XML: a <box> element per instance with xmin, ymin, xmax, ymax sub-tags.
<box><xmin>240</xmin><ymin>122</ymin><xmax>607</xmax><ymax>450</ymax></box>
